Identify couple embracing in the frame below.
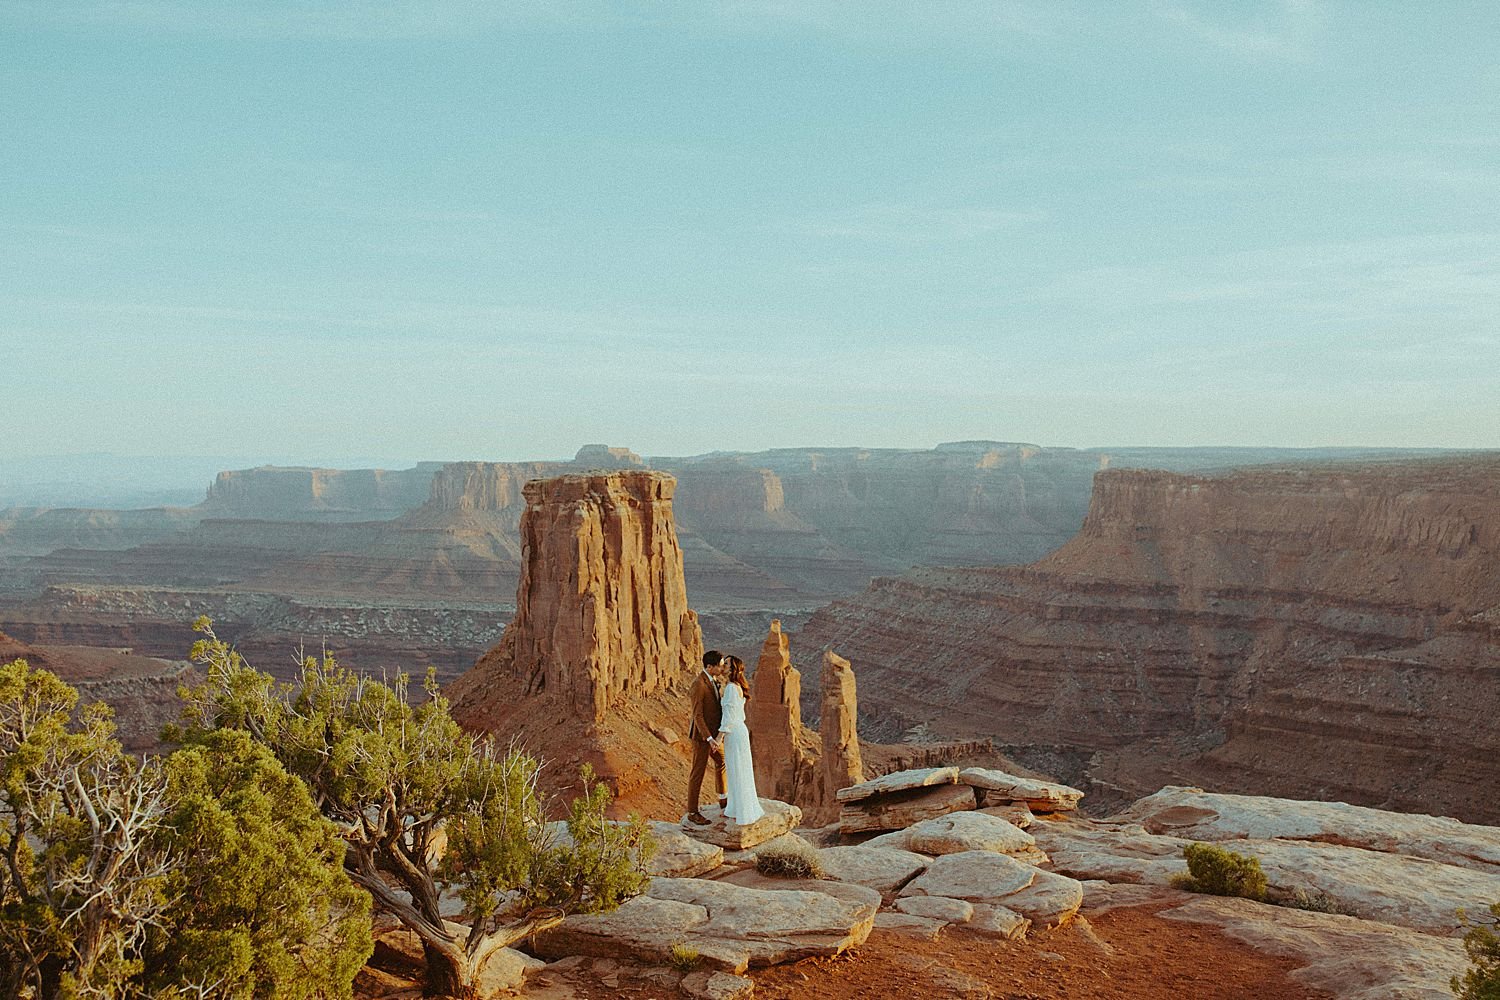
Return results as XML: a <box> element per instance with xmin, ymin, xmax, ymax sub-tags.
<box><xmin>685</xmin><ymin>649</ymin><xmax>764</xmax><ymax>826</ymax></box>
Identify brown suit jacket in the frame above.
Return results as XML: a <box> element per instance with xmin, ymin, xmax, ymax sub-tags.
<box><xmin>688</xmin><ymin>671</ymin><xmax>722</xmax><ymax>740</ymax></box>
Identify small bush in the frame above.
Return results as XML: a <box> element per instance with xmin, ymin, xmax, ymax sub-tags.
<box><xmin>1453</xmin><ymin>902</ymin><xmax>1500</xmax><ymax>1000</ymax></box>
<box><xmin>1278</xmin><ymin>888</ymin><xmax>1356</xmax><ymax>916</ymax></box>
<box><xmin>668</xmin><ymin>942</ymin><xmax>701</xmax><ymax>971</ymax></box>
<box><xmin>756</xmin><ymin>839</ymin><xmax>824</xmax><ymax>880</ymax></box>
<box><xmin>1174</xmin><ymin>843</ymin><xmax>1268</xmax><ymax>901</ymax></box>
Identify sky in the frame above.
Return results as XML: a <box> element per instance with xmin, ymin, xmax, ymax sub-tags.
<box><xmin>2</xmin><ymin>0</ymin><xmax>1498</xmax><ymax>465</ymax></box>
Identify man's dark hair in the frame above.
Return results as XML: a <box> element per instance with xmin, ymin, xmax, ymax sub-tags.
<box><xmin>703</xmin><ymin>649</ymin><xmax>724</xmax><ymax>667</ymax></box>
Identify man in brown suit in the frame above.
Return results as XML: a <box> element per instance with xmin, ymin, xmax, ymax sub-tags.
<box><xmin>686</xmin><ymin>649</ymin><xmax>728</xmax><ymax>825</ymax></box>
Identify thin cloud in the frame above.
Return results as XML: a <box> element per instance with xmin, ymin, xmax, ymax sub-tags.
<box><xmin>776</xmin><ymin>203</ymin><xmax>1043</xmax><ymax>243</ymax></box>
<box><xmin>1154</xmin><ymin>0</ymin><xmax>1325</xmax><ymax>62</ymax></box>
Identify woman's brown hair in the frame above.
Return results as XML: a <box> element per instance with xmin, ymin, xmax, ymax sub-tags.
<box><xmin>725</xmin><ymin>654</ymin><xmax>749</xmax><ymax>696</ymax></box>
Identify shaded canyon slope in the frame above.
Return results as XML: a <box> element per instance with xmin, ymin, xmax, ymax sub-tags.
<box><xmin>794</xmin><ymin>456</ymin><xmax>1500</xmax><ymax>824</ymax></box>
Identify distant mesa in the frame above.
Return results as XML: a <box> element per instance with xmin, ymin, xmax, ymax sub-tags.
<box><xmin>573</xmin><ymin>444</ymin><xmax>646</xmax><ymax>468</ymax></box>
<box><xmin>797</xmin><ymin>454</ymin><xmax>1500</xmax><ymax>824</ymax></box>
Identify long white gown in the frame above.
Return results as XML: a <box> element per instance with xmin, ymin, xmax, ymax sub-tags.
<box><xmin>718</xmin><ymin>683</ymin><xmax>765</xmax><ymax>824</ymax></box>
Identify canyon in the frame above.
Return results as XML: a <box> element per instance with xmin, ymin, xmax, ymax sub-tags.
<box><xmin>3</xmin><ymin>443</ymin><xmax>1495</xmax><ymax>830</ymax></box>
<box><xmin>796</xmin><ymin>456</ymin><xmax>1500</xmax><ymax>824</ymax></box>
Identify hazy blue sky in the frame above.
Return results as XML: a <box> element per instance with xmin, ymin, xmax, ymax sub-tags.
<box><xmin>3</xmin><ymin>1</ymin><xmax>1497</xmax><ymax>464</ymax></box>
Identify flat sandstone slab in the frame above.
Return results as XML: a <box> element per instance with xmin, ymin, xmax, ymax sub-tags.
<box><xmin>1115</xmin><ymin>786</ymin><xmax>1500</xmax><ymax>875</ymax></box>
<box><xmin>959</xmin><ymin>767</ymin><xmax>1084</xmax><ymax>811</ymax></box>
<box><xmin>532</xmin><ymin>876</ymin><xmax>876</xmax><ymax>974</ymax></box>
<box><xmin>816</xmin><ymin>845</ymin><xmax>932</xmax><ymax>893</ymax></box>
<box><xmin>1032</xmin><ymin>816</ymin><xmax>1500</xmax><ymax>934</ymax></box>
<box><xmin>903</xmin><ymin>810</ymin><xmax>1043</xmax><ymax>860</ymax></box>
<box><xmin>901</xmin><ymin>849</ymin><xmax>1083</xmax><ymax>929</ymax></box>
<box><xmin>837</xmin><ymin>766</ymin><xmax>960</xmax><ymax>804</ymax></box>
<box><xmin>840</xmin><ymin>783</ymin><xmax>976</xmax><ymax>834</ymax></box>
<box><xmin>683</xmin><ymin>799</ymin><xmax>802</xmax><ymax>850</ymax></box>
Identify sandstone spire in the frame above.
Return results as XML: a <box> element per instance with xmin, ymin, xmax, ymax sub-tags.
<box><xmin>454</xmin><ymin>471</ymin><xmax>703</xmax><ymax>723</ymax></box>
<box><xmin>747</xmin><ymin>620</ymin><xmax>818</xmax><ymax>803</ymax></box>
<box><xmin>820</xmin><ymin>649</ymin><xmax>864</xmax><ymax>799</ymax></box>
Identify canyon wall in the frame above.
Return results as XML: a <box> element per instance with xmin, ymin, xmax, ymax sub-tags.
<box><xmin>0</xmin><ymin>629</ymin><xmax>189</xmax><ymax>752</ymax></box>
<box><xmin>795</xmin><ymin>457</ymin><xmax>1500</xmax><ymax>823</ymax></box>
<box><xmin>202</xmin><ymin>463</ymin><xmax>444</xmax><ymax>519</ymax></box>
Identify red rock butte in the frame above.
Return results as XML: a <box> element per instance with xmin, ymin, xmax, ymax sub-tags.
<box><xmin>450</xmin><ymin>471</ymin><xmax>702</xmax><ymax>721</ymax></box>
<box><xmin>447</xmin><ymin>470</ymin><xmax>705</xmax><ymax>815</ymax></box>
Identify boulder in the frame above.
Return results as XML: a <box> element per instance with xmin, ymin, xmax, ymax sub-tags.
<box><xmin>900</xmin><ymin>850</ymin><xmax>1037</xmax><ymax>901</ymax></box>
<box><xmin>840</xmin><ymin>784</ymin><xmax>977</xmax><ymax>834</ymax></box>
<box><xmin>902</xmin><ymin>810</ymin><xmax>1046</xmax><ymax>862</ymax></box>
<box><xmin>684</xmin><ymin>799</ymin><xmax>801</xmax><ymax>850</ymax></box>
<box><xmin>717</xmin><ymin>870</ymin><xmax>883</xmax><ymax>914</ymax></box>
<box><xmin>969</xmin><ymin>904</ymin><xmax>1032</xmax><ymax>939</ymax></box>
<box><xmin>476</xmin><ymin>947</ymin><xmax>546</xmax><ymax>994</ymax></box>
<box><xmin>532</xmin><ymin>876</ymin><xmax>876</xmax><ymax>974</ymax></box>
<box><xmin>681</xmin><ymin>970</ymin><xmax>757</xmax><ymax>1000</ymax></box>
<box><xmin>837</xmin><ymin>766</ymin><xmax>959</xmax><ymax>804</ymax></box>
<box><xmin>959</xmin><ymin>767</ymin><xmax>1083</xmax><ymax>812</ymax></box>
<box><xmin>900</xmin><ymin>850</ymin><xmax>1085</xmax><ymax>929</ymax></box>
<box><xmin>646</xmin><ymin>823</ymin><xmax>725</xmax><ymax>878</ymax></box>
<box><xmin>1000</xmin><ymin>867</ymin><xmax>1085</xmax><ymax>929</ymax></box>
<box><xmin>873</xmin><ymin>912</ymin><xmax>946</xmax><ymax>939</ymax></box>
<box><xmin>980</xmin><ymin>803</ymin><xmax>1035</xmax><ymax>829</ymax></box>
<box><xmin>816</xmin><ymin>845</ymin><xmax>930</xmax><ymax>893</ymax></box>
<box><xmin>548</xmin><ymin>820</ymin><xmax>722</xmax><ymax>879</ymax></box>
<box><xmin>894</xmin><ymin>895</ymin><xmax>975</xmax><ymax>924</ymax></box>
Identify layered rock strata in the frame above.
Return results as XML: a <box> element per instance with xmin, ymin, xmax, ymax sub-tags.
<box><xmin>796</xmin><ymin>457</ymin><xmax>1500</xmax><ymax>823</ymax></box>
<box><xmin>447</xmin><ymin>471</ymin><xmax>705</xmax><ymax>816</ymax></box>
<box><xmin>451</xmin><ymin>472</ymin><xmax>702</xmax><ymax>723</ymax></box>
<box><xmin>531</xmin><ymin>876</ymin><xmax>877</xmax><ymax>973</ymax></box>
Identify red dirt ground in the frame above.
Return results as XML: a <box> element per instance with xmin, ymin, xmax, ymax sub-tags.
<box><xmin>750</xmin><ymin>903</ymin><xmax>1333</xmax><ymax>1000</ymax></box>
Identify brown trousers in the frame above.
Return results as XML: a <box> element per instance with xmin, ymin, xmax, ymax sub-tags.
<box><xmin>687</xmin><ymin>738</ymin><xmax>726</xmax><ymax>815</ymax></box>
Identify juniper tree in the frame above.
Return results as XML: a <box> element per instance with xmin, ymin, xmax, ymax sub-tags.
<box><xmin>0</xmin><ymin>658</ymin><xmax>174</xmax><ymax>1000</ymax></box>
<box><xmin>180</xmin><ymin>619</ymin><xmax>652</xmax><ymax>998</ymax></box>
<box><xmin>147</xmin><ymin>727</ymin><xmax>372</xmax><ymax>999</ymax></box>
<box><xmin>1454</xmin><ymin>903</ymin><xmax>1500</xmax><ymax>1000</ymax></box>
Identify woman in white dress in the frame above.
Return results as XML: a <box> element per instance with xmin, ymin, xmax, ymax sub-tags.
<box><xmin>718</xmin><ymin>655</ymin><xmax>765</xmax><ymax>825</ymax></box>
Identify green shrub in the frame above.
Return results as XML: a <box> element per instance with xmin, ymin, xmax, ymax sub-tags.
<box><xmin>1453</xmin><ymin>903</ymin><xmax>1500</xmax><ymax>1000</ymax></box>
<box><xmin>669</xmin><ymin>942</ymin><xmax>701</xmax><ymax>971</ymax></box>
<box><xmin>1174</xmin><ymin>842</ymin><xmax>1268</xmax><ymax>901</ymax></box>
<box><xmin>755</xmin><ymin>839</ymin><xmax>824</xmax><ymax>880</ymax></box>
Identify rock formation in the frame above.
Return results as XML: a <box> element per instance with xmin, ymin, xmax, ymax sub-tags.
<box><xmin>444</xmin><ymin>471</ymin><xmax>710</xmax><ymax>816</ymax></box>
<box><xmin>573</xmin><ymin>444</ymin><xmax>645</xmax><ymax>468</ymax></box>
<box><xmin>745</xmin><ymin>620</ymin><xmax>821</xmax><ymax>806</ymax></box>
<box><xmin>796</xmin><ymin>455</ymin><xmax>1500</xmax><ymax>823</ymax></box>
<box><xmin>451</xmin><ymin>471</ymin><xmax>703</xmax><ymax>723</ymax></box>
<box><xmin>819</xmin><ymin>649</ymin><xmax>864</xmax><ymax>798</ymax></box>
<box><xmin>202</xmin><ymin>463</ymin><xmax>442</xmax><ymax>519</ymax></box>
